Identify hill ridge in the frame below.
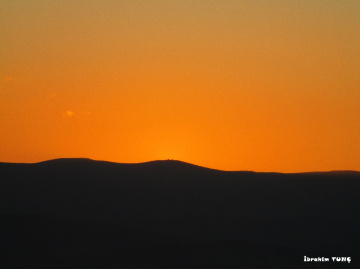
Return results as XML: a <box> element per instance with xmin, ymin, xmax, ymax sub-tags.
<box><xmin>1</xmin><ymin>158</ymin><xmax>359</xmax><ymax>174</ymax></box>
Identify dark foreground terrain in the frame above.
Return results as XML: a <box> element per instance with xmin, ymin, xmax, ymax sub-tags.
<box><xmin>1</xmin><ymin>158</ymin><xmax>359</xmax><ymax>268</ymax></box>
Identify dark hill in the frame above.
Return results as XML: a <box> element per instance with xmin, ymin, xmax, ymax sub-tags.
<box><xmin>1</xmin><ymin>159</ymin><xmax>359</xmax><ymax>268</ymax></box>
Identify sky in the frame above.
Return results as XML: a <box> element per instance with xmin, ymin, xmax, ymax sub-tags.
<box><xmin>1</xmin><ymin>0</ymin><xmax>359</xmax><ymax>172</ymax></box>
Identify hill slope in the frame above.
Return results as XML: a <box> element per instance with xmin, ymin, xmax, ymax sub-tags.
<box><xmin>1</xmin><ymin>159</ymin><xmax>359</xmax><ymax>268</ymax></box>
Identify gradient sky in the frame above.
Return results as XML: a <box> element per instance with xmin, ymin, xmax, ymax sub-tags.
<box><xmin>1</xmin><ymin>0</ymin><xmax>359</xmax><ymax>172</ymax></box>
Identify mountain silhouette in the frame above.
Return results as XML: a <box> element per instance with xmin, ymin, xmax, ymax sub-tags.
<box><xmin>1</xmin><ymin>158</ymin><xmax>359</xmax><ymax>268</ymax></box>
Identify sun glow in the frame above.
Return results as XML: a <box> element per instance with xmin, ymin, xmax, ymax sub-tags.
<box><xmin>1</xmin><ymin>0</ymin><xmax>359</xmax><ymax>172</ymax></box>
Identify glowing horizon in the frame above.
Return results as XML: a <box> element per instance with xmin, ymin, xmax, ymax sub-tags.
<box><xmin>1</xmin><ymin>1</ymin><xmax>359</xmax><ymax>172</ymax></box>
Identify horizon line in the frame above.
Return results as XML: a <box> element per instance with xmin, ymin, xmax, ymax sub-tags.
<box><xmin>1</xmin><ymin>157</ymin><xmax>359</xmax><ymax>174</ymax></box>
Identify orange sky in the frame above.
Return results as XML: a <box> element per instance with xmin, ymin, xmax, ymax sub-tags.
<box><xmin>1</xmin><ymin>1</ymin><xmax>359</xmax><ymax>172</ymax></box>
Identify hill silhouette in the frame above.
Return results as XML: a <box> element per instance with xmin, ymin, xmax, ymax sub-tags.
<box><xmin>1</xmin><ymin>158</ymin><xmax>359</xmax><ymax>268</ymax></box>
